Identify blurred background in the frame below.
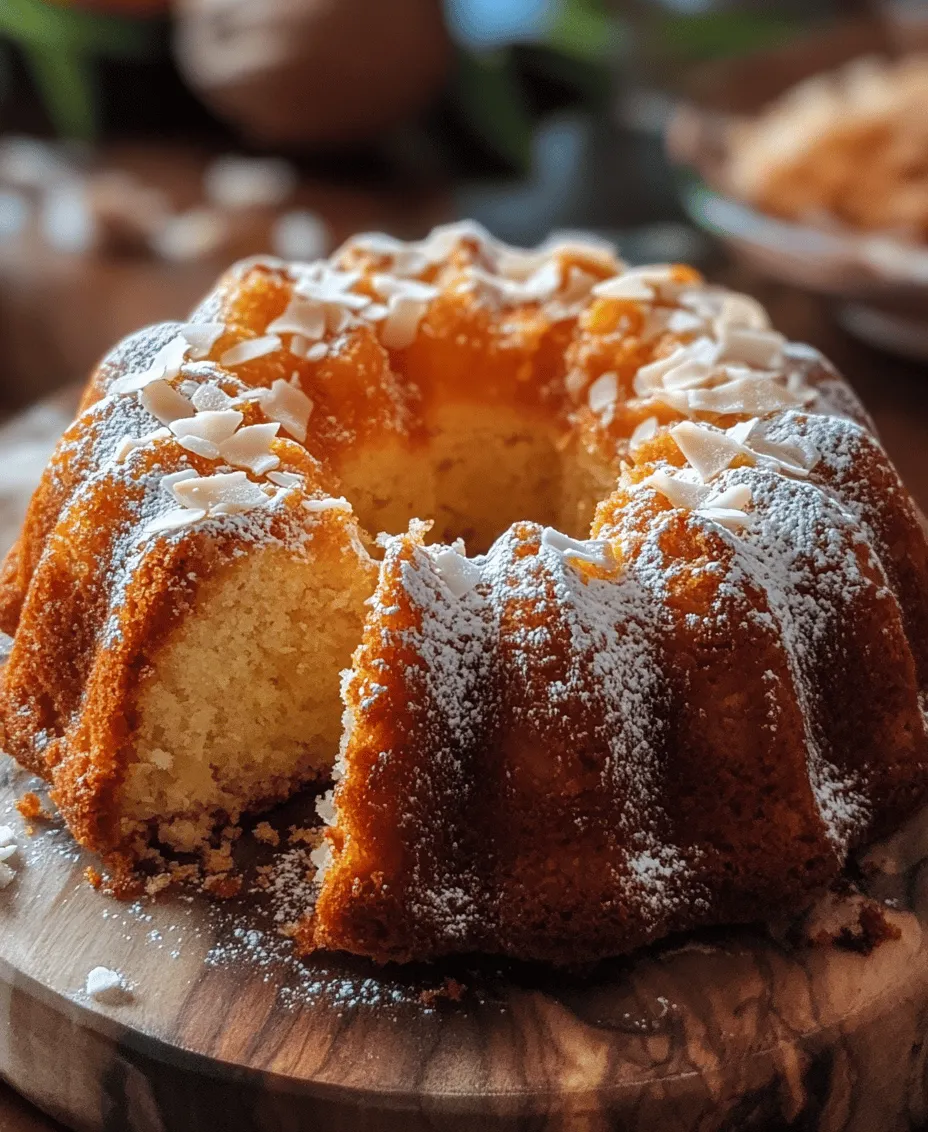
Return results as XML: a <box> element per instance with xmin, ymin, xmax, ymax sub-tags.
<box><xmin>0</xmin><ymin>0</ymin><xmax>927</xmax><ymax>487</ymax></box>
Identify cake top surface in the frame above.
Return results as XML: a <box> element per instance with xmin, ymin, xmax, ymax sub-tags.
<box><xmin>26</xmin><ymin>219</ymin><xmax>876</xmax><ymax>669</ymax></box>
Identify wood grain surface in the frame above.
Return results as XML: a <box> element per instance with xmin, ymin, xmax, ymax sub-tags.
<box><xmin>1</xmin><ymin>286</ymin><xmax>928</xmax><ymax>1132</ymax></box>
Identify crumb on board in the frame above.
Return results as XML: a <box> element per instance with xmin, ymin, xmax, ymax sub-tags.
<box><xmin>202</xmin><ymin>872</ymin><xmax>242</xmax><ymax>898</ymax></box>
<box><xmin>84</xmin><ymin>866</ymin><xmax>103</xmax><ymax>889</ymax></box>
<box><xmin>419</xmin><ymin>977</ymin><xmax>466</xmax><ymax>1007</ymax></box>
<box><xmin>85</xmin><ymin>966</ymin><xmax>132</xmax><ymax>1005</ymax></box>
<box><xmin>203</xmin><ymin>845</ymin><xmax>234</xmax><ymax>875</ymax></box>
<box><xmin>144</xmin><ymin>872</ymin><xmax>172</xmax><ymax>897</ymax></box>
<box><xmin>254</xmin><ymin>821</ymin><xmax>280</xmax><ymax>846</ymax></box>
<box><xmin>288</xmin><ymin>826</ymin><xmax>321</xmax><ymax>847</ymax></box>
<box><xmin>170</xmin><ymin>862</ymin><xmax>200</xmax><ymax>885</ymax></box>
<box><xmin>16</xmin><ymin>791</ymin><xmax>49</xmax><ymax>823</ymax></box>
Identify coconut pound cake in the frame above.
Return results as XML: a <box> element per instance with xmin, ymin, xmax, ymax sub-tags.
<box><xmin>1</xmin><ymin>221</ymin><xmax>927</xmax><ymax>964</ymax></box>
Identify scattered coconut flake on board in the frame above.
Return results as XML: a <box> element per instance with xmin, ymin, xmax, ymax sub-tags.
<box><xmin>204</xmin><ymin>155</ymin><xmax>297</xmax><ymax>210</ymax></box>
<box><xmin>273</xmin><ymin>210</ymin><xmax>330</xmax><ymax>261</ymax></box>
<box><xmin>85</xmin><ymin>966</ymin><xmax>132</xmax><ymax>1004</ymax></box>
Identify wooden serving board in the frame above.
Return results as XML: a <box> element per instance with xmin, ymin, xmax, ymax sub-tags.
<box><xmin>2</xmin><ymin>396</ymin><xmax>928</xmax><ymax>1132</ymax></box>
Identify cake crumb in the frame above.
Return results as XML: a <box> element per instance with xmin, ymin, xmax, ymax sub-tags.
<box><xmin>202</xmin><ymin>872</ymin><xmax>242</xmax><ymax>898</ymax></box>
<box><xmin>144</xmin><ymin>872</ymin><xmax>172</xmax><ymax>896</ymax></box>
<box><xmin>16</xmin><ymin>791</ymin><xmax>48</xmax><ymax>822</ymax></box>
<box><xmin>84</xmin><ymin>866</ymin><xmax>103</xmax><ymax>889</ymax></box>
<box><xmin>85</xmin><ymin>966</ymin><xmax>131</xmax><ymax>1004</ymax></box>
<box><xmin>203</xmin><ymin>846</ymin><xmax>234</xmax><ymax>874</ymax></box>
<box><xmin>254</xmin><ymin>822</ymin><xmax>280</xmax><ymax>846</ymax></box>
<box><xmin>419</xmin><ymin>977</ymin><xmax>466</xmax><ymax>1007</ymax></box>
<box><xmin>169</xmin><ymin>862</ymin><xmax>200</xmax><ymax>885</ymax></box>
<box><xmin>288</xmin><ymin>826</ymin><xmax>321</xmax><ymax>847</ymax></box>
<box><xmin>832</xmin><ymin>901</ymin><xmax>902</xmax><ymax>955</ymax></box>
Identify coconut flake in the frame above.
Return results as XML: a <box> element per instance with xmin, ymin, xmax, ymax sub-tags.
<box><xmin>204</xmin><ymin>155</ymin><xmax>297</xmax><ymax>210</ymax></box>
<box><xmin>151</xmin><ymin>208</ymin><xmax>227</xmax><ymax>263</ymax></box>
<box><xmin>686</xmin><ymin>374</ymin><xmax>805</xmax><ymax>416</ymax></box>
<box><xmin>588</xmin><ymin>372</ymin><xmax>618</xmax><ymax>417</ymax></box>
<box><xmin>641</xmin><ymin>468</ymin><xmax>709</xmax><ymax>511</ymax></box>
<box><xmin>174</xmin><ymin>435</ymin><xmax>220</xmax><ymax>459</ymax></box>
<box><xmin>169</xmin><ymin>409</ymin><xmax>243</xmax><ymax>446</ymax></box>
<box><xmin>670</xmin><ymin>421</ymin><xmax>749</xmax><ymax>482</ymax></box>
<box><xmin>272</xmin><ymin>209</ymin><xmax>330</xmax><ymax>261</ymax></box>
<box><xmin>143</xmin><ymin>507</ymin><xmax>207</xmax><ymax>535</ymax></box>
<box><xmin>172</xmin><ymin>471</ymin><xmax>271</xmax><ymax>515</ymax></box>
<box><xmin>429</xmin><ymin>547</ymin><xmax>483</xmax><ymax>598</ymax></box>
<box><xmin>112</xmin><ymin>335</ymin><xmax>193</xmax><ymax>395</ymax></box>
<box><xmin>303</xmin><ymin>496</ymin><xmax>352</xmax><ymax>513</ymax></box>
<box><xmin>266</xmin><ymin>297</ymin><xmax>327</xmax><ymax>340</ymax></box>
<box><xmin>630</xmin><ymin>416</ymin><xmax>659</xmax><ymax>451</ymax></box>
<box><xmin>266</xmin><ymin>470</ymin><xmax>303</xmax><ymax>488</ymax></box>
<box><xmin>218</xmin><ymin>423</ymin><xmax>281</xmax><ymax>475</ymax></box>
<box><xmin>140</xmin><ymin>380</ymin><xmax>195</xmax><ymax>426</ymax></box>
<box><xmin>161</xmin><ymin>468</ymin><xmax>200</xmax><ymax>499</ymax></box>
<box><xmin>220</xmin><ymin>335</ymin><xmax>281</xmax><ymax>367</ymax></box>
<box><xmin>253</xmin><ymin>379</ymin><xmax>313</xmax><ymax>441</ymax></box>
<box><xmin>712</xmin><ymin>292</ymin><xmax>770</xmax><ymax>334</ymax></box>
<box><xmin>541</xmin><ymin>527</ymin><xmax>615</xmax><ymax>570</ymax></box>
<box><xmin>593</xmin><ymin>273</ymin><xmax>655</xmax><ymax>302</ymax></box>
<box><xmin>190</xmin><ymin>383</ymin><xmax>234</xmax><ymax>412</ymax></box>
<box><xmin>113</xmin><ymin>427</ymin><xmax>171</xmax><ymax>463</ymax></box>
<box><xmin>379</xmin><ymin>296</ymin><xmax>430</xmax><ymax>349</ymax></box>
<box><xmin>696</xmin><ymin>481</ymin><xmax>755</xmax><ymax>531</ymax></box>
<box><xmin>180</xmin><ymin>322</ymin><xmax>225</xmax><ymax>359</ymax></box>
<box><xmin>85</xmin><ymin>967</ymin><xmax>131</xmax><ymax>1004</ymax></box>
<box><xmin>703</xmin><ymin>482</ymin><xmax>752</xmax><ymax>512</ymax></box>
<box><xmin>717</xmin><ymin>326</ymin><xmax>785</xmax><ymax>369</ymax></box>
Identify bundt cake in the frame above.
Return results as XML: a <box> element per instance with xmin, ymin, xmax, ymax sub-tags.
<box><xmin>1</xmin><ymin>221</ymin><xmax>927</xmax><ymax>965</ymax></box>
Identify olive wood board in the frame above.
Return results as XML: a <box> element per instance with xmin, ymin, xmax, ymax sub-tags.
<box><xmin>1</xmin><ymin>395</ymin><xmax>928</xmax><ymax>1132</ymax></box>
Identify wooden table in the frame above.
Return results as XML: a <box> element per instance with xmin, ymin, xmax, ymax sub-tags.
<box><xmin>0</xmin><ymin>281</ymin><xmax>926</xmax><ymax>1132</ymax></box>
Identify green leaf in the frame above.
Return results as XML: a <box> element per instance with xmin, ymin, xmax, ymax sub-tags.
<box><xmin>452</xmin><ymin>50</ymin><xmax>535</xmax><ymax>173</ymax></box>
<box><xmin>657</xmin><ymin>13</ymin><xmax>803</xmax><ymax>62</ymax></box>
<box><xmin>548</xmin><ymin>0</ymin><xmax>617</xmax><ymax>64</ymax></box>
<box><xmin>22</xmin><ymin>44</ymin><xmax>98</xmax><ymax>140</ymax></box>
<box><xmin>0</xmin><ymin>0</ymin><xmax>158</xmax><ymax>57</ymax></box>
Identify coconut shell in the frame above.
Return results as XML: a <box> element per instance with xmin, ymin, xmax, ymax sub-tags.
<box><xmin>173</xmin><ymin>0</ymin><xmax>453</xmax><ymax>146</ymax></box>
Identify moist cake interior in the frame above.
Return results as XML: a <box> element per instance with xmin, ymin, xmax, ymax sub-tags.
<box><xmin>117</xmin><ymin>405</ymin><xmax>593</xmax><ymax>854</ymax></box>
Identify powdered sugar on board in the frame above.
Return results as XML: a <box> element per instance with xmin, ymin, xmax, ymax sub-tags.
<box><xmin>0</xmin><ymin>763</ymin><xmax>474</xmax><ymax>1014</ymax></box>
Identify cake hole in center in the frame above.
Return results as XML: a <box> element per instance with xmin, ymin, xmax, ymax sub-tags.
<box><xmin>335</xmin><ymin>404</ymin><xmax>595</xmax><ymax>553</ymax></box>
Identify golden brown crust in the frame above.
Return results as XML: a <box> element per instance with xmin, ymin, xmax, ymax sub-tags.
<box><xmin>4</xmin><ymin>223</ymin><xmax>928</xmax><ymax>970</ymax></box>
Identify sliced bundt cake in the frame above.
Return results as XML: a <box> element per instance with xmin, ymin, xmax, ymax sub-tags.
<box><xmin>1</xmin><ymin>221</ymin><xmax>926</xmax><ymax>963</ymax></box>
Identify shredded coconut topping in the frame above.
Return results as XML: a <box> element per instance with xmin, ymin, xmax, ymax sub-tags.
<box><xmin>641</xmin><ymin>467</ymin><xmax>755</xmax><ymax>532</ymax></box>
<box><xmin>219</xmin><ymin>335</ymin><xmax>281</xmax><ymax>367</ymax></box>
<box><xmin>426</xmin><ymin>542</ymin><xmax>484</xmax><ymax>598</ymax></box>
<box><xmin>303</xmin><ymin>496</ymin><xmax>352</xmax><ymax>513</ymax></box>
<box><xmin>249</xmin><ymin>380</ymin><xmax>313</xmax><ymax>442</ymax></box>
<box><xmin>140</xmin><ymin>380</ymin><xmax>195</xmax><ymax>426</ymax></box>
<box><xmin>541</xmin><ymin>526</ymin><xmax>616</xmax><ymax>570</ymax></box>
